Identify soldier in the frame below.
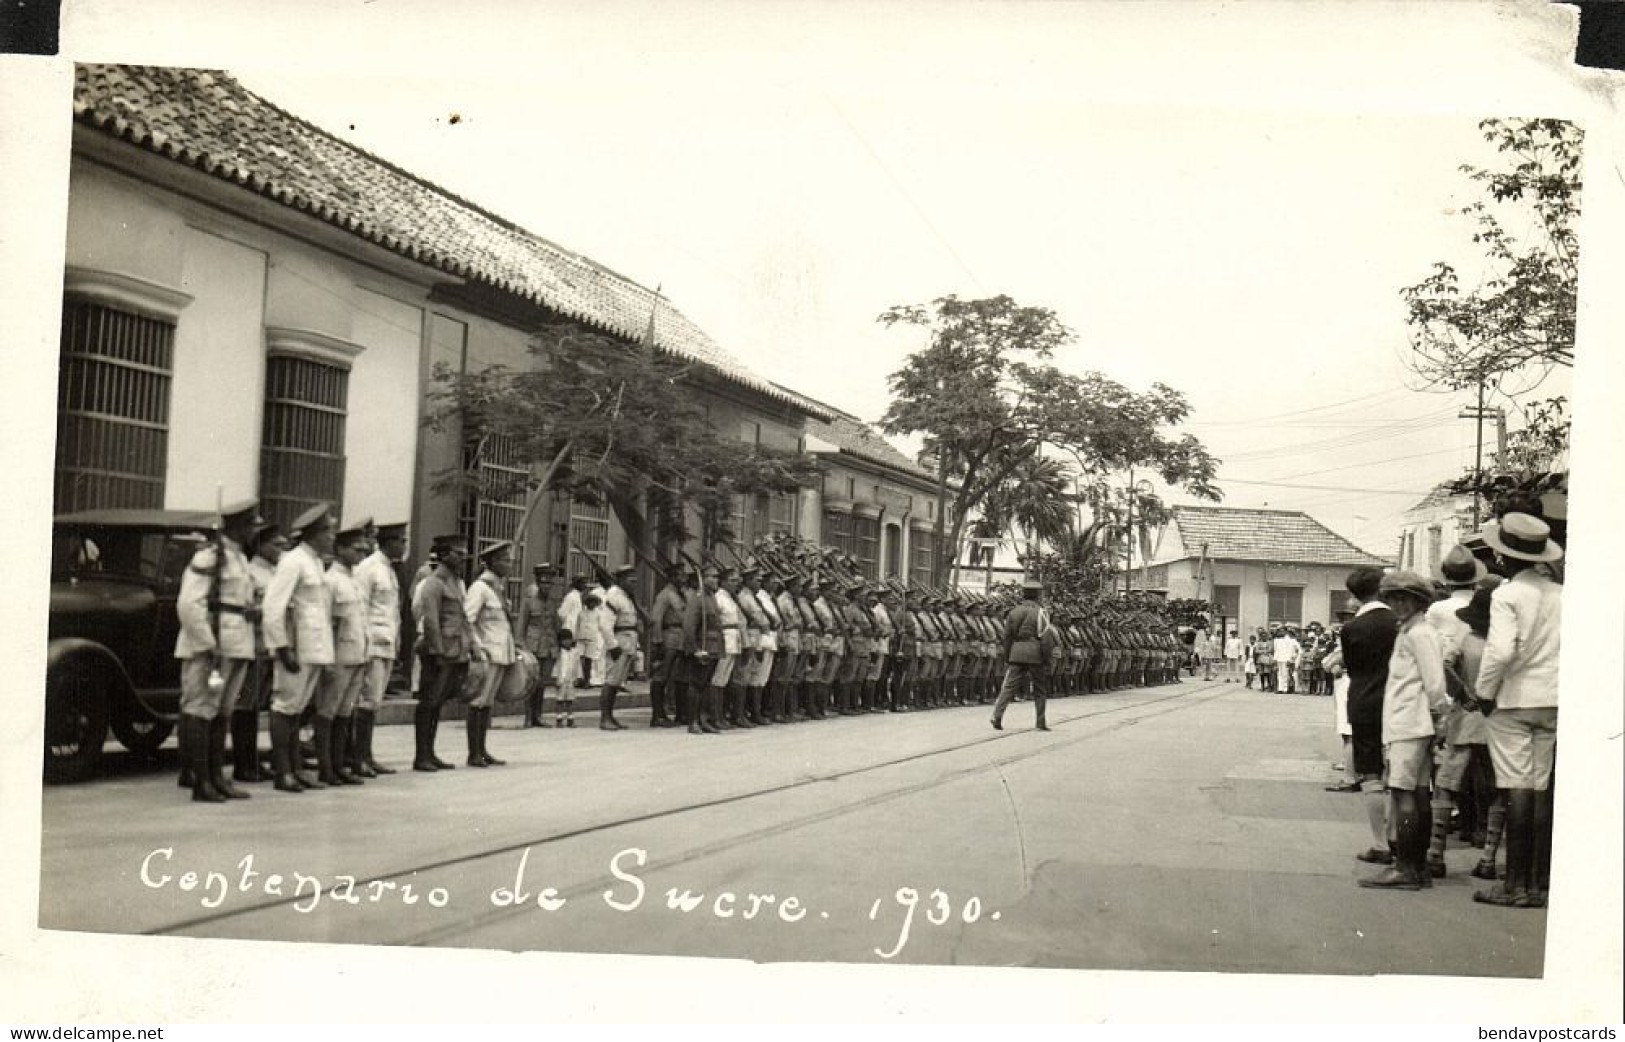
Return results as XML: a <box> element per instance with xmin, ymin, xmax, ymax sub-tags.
<box><xmin>682</xmin><ymin>564</ymin><xmax>726</xmax><ymax>735</ymax></box>
<box><xmin>351</xmin><ymin>521</ymin><xmax>406</xmax><ymax>777</ymax></box>
<box><xmin>751</xmin><ymin>569</ymin><xmax>785</xmax><ymax>724</ymax></box>
<box><xmin>463</xmin><ymin>541</ymin><xmax>517</xmax><ymax>765</ymax></box>
<box><xmin>647</xmin><ymin>564</ymin><xmax>689</xmax><ymax>728</ymax></box>
<box><xmin>263</xmin><ymin>503</ymin><xmax>338</xmax><ymax>793</ymax></box>
<box><xmin>173</xmin><ymin>498</ymin><xmax>261</xmax><ymax>803</ymax></box>
<box><xmin>412</xmin><ymin>535</ymin><xmax>474</xmax><ymax>771</ymax></box>
<box><xmin>715</xmin><ymin>568</ymin><xmax>752</xmax><ymax>728</ymax></box>
<box><xmin>736</xmin><ymin>567</ymin><xmax>773</xmax><ymax>726</ymax></box>
<box><xmin>515</xmin><ymin>562</ymin><xmax>561</xmax><ymax>728</ymax></box>
<box><xmin>810</xmin><ymin>576</ymin><xmax>842</xmax><ymax>718</ymax></box>
<box><xmin>888</xmin><ymin>589</ymin><xmax>915</xmax><ymax>711</ymax></box>
<box><xmin>234</xmin><ymin>520</ymin><xmax>286</xmax><ymax>784</ymax></box>
<box><xmin>600</xmin><ymin>563</ymin><xmax>640</xmax><ymax>731</ymax></box>
<box><xmin>794</xmin><ymin>574</ymin><xmax>824</xmax><ymax>720</ymax></box>
<box><xmin>835</xmin><ymin>583</ymin><xmax>868</xmax><ymax>715</ymax></box>
<box><xmin>992</xmin><ymin>579</ymin><xmax>1051</xmax><ymax>732</ymax></box>
<box><xmin>554</xmin><ymin>575</ymin><xmax>590</xmax><ymax>727</ymax></box>
<box><xmin>312</xmin><ymin>520</ymin><xmax>371</xmax><ymax>787</ymax></box>
<box><xmin>867</xmin><ymin>585</ymin><xmax>894</xmax><ymax>714</ymax></box>
<box><xmin>770</xmin><ymin>572</ymin><xmax>801</xmax><ymax>723</ymax></box>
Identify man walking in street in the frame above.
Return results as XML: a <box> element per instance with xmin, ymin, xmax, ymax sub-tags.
<box><xmin>991</xmin><ymin>578</ymin><xmax>1051</xmax><ymax>732</ymax></box>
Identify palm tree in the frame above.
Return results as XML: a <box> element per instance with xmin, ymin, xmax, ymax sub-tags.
<box><xmin>971</xmin><ymin>453</ymin><xmax>1077</xmax><ymax>570</ymax></box>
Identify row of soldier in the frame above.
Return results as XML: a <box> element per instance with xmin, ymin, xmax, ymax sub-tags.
<box><xmin>174</xmin><ymin>503</ymin><xmax>1197</xmax><ymax>805</ymax></box>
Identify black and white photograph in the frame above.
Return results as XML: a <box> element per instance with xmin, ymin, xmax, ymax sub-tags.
<box><xmin>2</xmin><ymin>0</ymin><xmax>1622</xmax><ymax>1026</ymax></box>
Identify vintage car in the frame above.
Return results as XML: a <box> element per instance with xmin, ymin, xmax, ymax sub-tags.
<box><xmin>46</xmin><ymin>509</ymin><xmax>219</xmax><ymax>783</ymax></box>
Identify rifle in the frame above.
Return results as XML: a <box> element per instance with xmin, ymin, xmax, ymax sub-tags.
<box><xmin>571</xmin><ymin>541</ymin><xmax>650</xmax><ymax>628</ymax></box>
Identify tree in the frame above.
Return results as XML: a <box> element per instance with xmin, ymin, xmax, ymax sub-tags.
<box><xmin>425</xmin><ymin>321</ymin><xmax>819</xmax><ymax>570</ymax></box>
<box><xmin>968</xmin><ymin>451</ymin><xmax>1078</xmax><ymax>569</ymax></box>
<box><xmin>879</xmin><ymin>294</ymin><xmax>1222</xmax><ymax>586</ymax></box>
<box><xmin>1401</xmin><ymin>118</ymin><xmax>1582</xmax><ymax>391</ymax></box>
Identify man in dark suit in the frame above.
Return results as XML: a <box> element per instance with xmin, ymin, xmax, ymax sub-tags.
<box><xmin>991</xmin><ymin>578</ymin><xmax>1051</xmax><ymax>732</ymax></box>
<box><xmin>1337</xmin><ymin>566</ymin><xmax>1399</xmax><ymax>863</ymax></box>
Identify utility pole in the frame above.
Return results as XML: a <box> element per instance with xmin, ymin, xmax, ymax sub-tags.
<box><xmin>1459</xmin><ymin>380</ymin><xmax>1498</xmax><ymax>529</ymax></box>
<box><xmin>1123</xmin><ymin>468</ymin><xmax>1134</xmax><ymax>596</ymax></box>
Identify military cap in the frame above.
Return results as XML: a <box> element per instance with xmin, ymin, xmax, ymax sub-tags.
<box><xmin>375</xmin><ymin>522</ymin><xmax>408</xmax><ymax>542</ymax></box>
<box><xmin>531</xmin><ymin>561</ymin><xmax>557</xmax><ymax>575</ymax></box>
<box><xmin>740</xmin><ymin>565</ymin><xmax>762</xmax><ymax>579</ymax></box>
<box><xmin>221</xmin><ymin>498</ymin><xmax>261</xmax><ymax>527</ymax></box>
<box><xmin>346</xmin><ymin>515</ymin><xmax>374</xmax><ymax>534</ymax></box>
<box><xmin>701</xmin><ymin>563</ymin><xmax>721</xmax><ymax>578</ymax></box>
<box><xmin>479</xmin><ymin>540</ymin><xmax>515</xmax><ymax>562</ymax></box>
<box><xmin>1021</xmin><ymin>577</ymin><xmax>1043</xmax><ymax>592</ymax></box>
<box><xmin>291</xmin><ymin>502</ymin><xmax>336</xmax><ymax>541</ymax></box>
<box><xmin>431</xmin><ymin>533</ymin><xmax>467</xmax><ymax>555</ymax></box>
<box><xmin>335</xmin><ymin>522</ymin><xmax>371</xmax><ymax>548</ymax></box>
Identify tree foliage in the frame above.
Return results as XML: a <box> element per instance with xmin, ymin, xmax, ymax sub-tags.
<box><xmin>424</xmin><ymin>322</ymin><xmax>819</xmax><ymax>561</ymax></box>
<box><xmin>1401</xmin><ymin>118</ymin><xmax>1582</xmax><ymax>390</ymax></box>
<box><xmin>879</xmin><ymin>294</ymin><xmax>1222</xmax><ymax>585</ymax></box>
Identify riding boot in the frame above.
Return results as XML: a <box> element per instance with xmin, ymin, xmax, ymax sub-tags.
<box><xmin>466</xmin><ymin>706</ymin><xmax>489</xmax><ymax>766</ymax></box>
<box><xmin>413</xmin><ymin>703</ymin><xmax>439</xmax><ymax>772</ymax></box>
<box><xmin>746</xmin><ymin>687</ymin><xmax>763</xmax><ymax>725</ymax></box>
<box><xmin>600</xmin><ymin>687</ymin><xmax>622</xmax><ymax>731</ymax></box>
<box><xmin>429</xmin><ymin>704</ymin><xmax>456</xmax><ymax>770</ymax></box>
<box><xmin>314</xmin><ymin>716</ymin><xmax>341</xmax><ymax>786</ymax></box>
<box><xmin>345</xmin><ymin>713</ymin><xmax>374</xmax><ymax>778</ymax></box>
<box><xmin>332</xmin><ymin>715</ymin><xmax>364</xmax><ymax>784</ymax></box>
<box><xmin>675</xmin><ymin>682</ymin><xmax>692</xmax><ymax>727</ymax></box>
<box><xmin>230</xmin><ymin>709</ymin><xmax>264</xmax><ymax>783</ymax></box>
<box><xmin>359</xmin><ymin>709</ymin><xmax>392</xmax><ymax>775</ymax></box>
<box><xmin>269</xmin><ymin>712</ymin><xmax>303</xmax><ymax>793</ymax></box>
<box><xmin>185</xmin><ymin>716</ymin><xmax>226</xmax><ymax>803</ymax></box>
<box><xmin>701</xmin><ymin>686</ymin><xmax>722</xmax><ymax>733</ymax></box>
<box><xmin>209</xmin><ymin>716</ymin><xmax>248</xmax><ymax>799</ymax></box>
<box><xmin>177</xmin><ymin>712</ymin><xmax>194</xmax><ymax>789</ymax></box>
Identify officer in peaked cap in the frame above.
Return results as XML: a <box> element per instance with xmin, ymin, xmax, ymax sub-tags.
<box><xmin>350</xmin><ymin>522</ymin><xmax>407</xmax><ymax>776</ymax></box>
<box><xmin>173</xmin><ymin>497</ymin><xmax>262</xmax><ymax>804</ymax></box>
<box><xmin>313</xmin><ymin>520</ymin><xmax>371</xmax><ymax>787</ymax></box>
<box><xmin>992</xmin><ymin>577</ymin><xmax>1050</xmax><ymax>732</ymax></box>
<box><xmin>516</xmin><ymin>561</ymin><xmax>563</xmax><ymax>728</ymax></box>
<box><xmin>599</xmin><ymin>562</ymin><xmax>641</xmax><ymax>731</ymax></box>
<box><xmin>262</xmin><ymin>502</ymin><xmax>338</xmax><ymax>793</ymax></box>
<box><xmin>463</xmin><ymin>540</ymin><xmax>518</xmax><ymax>766</ymax></box>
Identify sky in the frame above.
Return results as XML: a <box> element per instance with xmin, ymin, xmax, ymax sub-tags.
<box><xmin>197</xmin><ymin>5</ymin><xmax>1584</xmax><ymax>560</ymax></box>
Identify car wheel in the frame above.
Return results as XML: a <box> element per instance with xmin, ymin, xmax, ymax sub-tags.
<box><xmin>44</xmin><ymin>658</ymin><xmax>110</xmax><ymax>784</ymax></box>
<box><xmin>112</xmin><ymin>713</ymin><xmax>175</xmax><ymax>759</ymax></box>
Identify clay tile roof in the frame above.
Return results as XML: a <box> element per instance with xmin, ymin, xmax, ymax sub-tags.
<box><xmin>73</xmin><ymin>64</ymin><xmax>825</xmax><ymax>417</ymax></box>
<box><xmin>1168</xmin><ymin>505</ymin><xmax>1391</xmax><ymax>567</ymax></box>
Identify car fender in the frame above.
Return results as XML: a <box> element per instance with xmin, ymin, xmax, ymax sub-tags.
<box><xmin>46</xmin><ymin>638</ymin><xmax>145</xmax><ymax>719</ymax></box>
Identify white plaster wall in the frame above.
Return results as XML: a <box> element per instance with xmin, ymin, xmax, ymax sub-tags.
<box><xmin>347</xmin><ymin>288</ymin><xmax>423</xmax><ymax>528</ymax></box>
<box><xmin>64</xmin><ymin>163</ymin><xmax>187</xmax><ymax>290</ymax></box>
<box><xmin>165</xmin><ymin>227</ymin><xmax>267</xmax><ymax>510</ymax></box>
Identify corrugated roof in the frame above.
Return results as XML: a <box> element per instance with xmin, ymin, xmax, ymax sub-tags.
<box><xmin>1166</xmin><ymin>505</ymin><xmax>1391</xmax><ymax>567</ymax></box>
<box><xmin>73</xmin><ymin>64</ymin><xmax>823</xmax><ymax>416</ymax></box>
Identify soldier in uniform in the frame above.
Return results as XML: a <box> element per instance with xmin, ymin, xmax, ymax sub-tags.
<box><xmin>263</xmin><ymin>503</ymin><xmax>338</xmax><ymax>793</ymax></box>
<box><xmin>750</xmin><ymin>568</ymin><xmax>784</xmax><ymax>724</ymax></box>
<box><xmin>351</xmin><ymin>522</ymin><xmax>405</xmax><ymax>775</ymax></box>
<box><xmin>600</xmin><ymin>563</ymin><xmax>640</xmax><ymax>731</ymax></box>
<box><xmin>515</xmin><ymin>562</ymin><xmax>561</xmax><ymax>728</ymax></box>
<box><xmin>736</xmin><ymin>567</ymin><xmax>772</xmax><ymax>726</ymax></box>
<box><xmin>888</xmin><ymin>589</ymin><xmax>915</xmax><ymax>711</ymax></box>
<box><xmin>173</xmin><ymin>498</ymin><xmax>261</xmax><ymax>803</ymax></box>
<box><xmin>770</xmin><ymin>572</ymin><xmax>801</xmax><ymax>723</ymax></box>
<box><xmin>683</xmin><ymin>564</ymin><xmax>727</xmax><ymax>734</ymax></box>
<box><xmin>235</xmin><ymin>520</ymin><xmax>286</xmax><ymax>784</ymax></box>
<box><xmin>464</xmin><ymin>541</ymin><xmax>517</xmax><ymax>764</ymax></box>
<box><xmin>313</xmin><ymin>521</ymin><xmax>370</xmax><ymax>787</ymax></box>
<box><xmin>867</xmin><ymin>585</ymin><xmax>894</xmax><ymax>714</ymax></box>
<box><xmin>412</xmin><ymin>535</ymin><xmax>474</xmax><ymax>771</ymax></box>
<box><xmin>836</xmin><ymin>583</ymin><xmax>870</xmax><ymax>715</ymax></box>
<box><xmin>795</xmin><ymin>574</ymin><xmax>825</xmax><ymax>720</ymax></box>
<box><xmin>992</xmin><ymin>579</ymin><xmax>1051</xmax><ymax>732</ymax></box>
<box><xmin>646</xmin><ymin>565</ymin><xmax>689</xmax><ymax>728</ymax></box>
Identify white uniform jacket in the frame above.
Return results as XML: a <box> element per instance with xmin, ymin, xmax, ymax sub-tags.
<box><xmin>464</xmin><ymin>570</ymin><xmax>516</xmax><ymax>665</ymax></box>
<box><xmin>174</xmin><ymin>536</ymin><xmax>255</xmax><ymax>660</ymax></box>
<box><xmin>353</xmin><ymin>549</ymin><xmax>401</xmax><ymax>661</ymax></box>
<box><xmin>263</xmin><ymin>542</ymin><xmax>335</xmax><ymax>665</ymax></box>
<box><xmin>326</xmin><ymin>561</ymin><xmax>369</xmax><ymax>667</ymax></box>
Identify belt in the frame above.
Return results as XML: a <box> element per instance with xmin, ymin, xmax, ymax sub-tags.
<box><xmin>720</xmin><ymin>623</ymin><xmax>739</xmax><ymax>630</ymax></box>
<box><xmin>615</xmin><ymin>625</ymin><xmax>639</xmax><ymax>632</ymax></box>
<box><xmin>213</xmin><ymin>603</ymin><xmax>249</xmax><ymax>616</ymax></box>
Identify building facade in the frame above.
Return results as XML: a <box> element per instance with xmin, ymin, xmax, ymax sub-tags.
<box><xmin>57</xmin><ymin>65</ymin><xmax>941</xmax><ymax>598</ymax></box>
<box><xmin>1145</xmin><ymin>505</ymin><xmax>1392</xmax><ymax>638</ymax></box>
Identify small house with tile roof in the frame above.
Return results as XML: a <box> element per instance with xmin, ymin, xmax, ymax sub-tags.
<box><xmin>793</xmin><ymin>397</ymin><xmax>950</xmax><ymax>585</ymax></box>
<box><xmin>1144</xmin><ymin>505</ymin><xmax>1392</xmax><ymax>638</ymax></box>
<box><xmin>1396</xmin><ymin>483</ymin><xmax>1475</xmax><ymax>578</ymax></box>
<box><xmin>59</xmin><ymin>64</ymin><xmax>830</xmax><ymax>592</ymax></box>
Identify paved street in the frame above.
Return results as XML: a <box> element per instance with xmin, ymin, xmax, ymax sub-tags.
<box><xmin>38</xmin><ymin>680</ymin><xmax>1545</xmax><ymax>976</ymax></box>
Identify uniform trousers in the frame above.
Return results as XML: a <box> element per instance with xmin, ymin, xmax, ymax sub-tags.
<box><xmin>992</xmin><ymin>662</ymin><xmax>1046</xmax><ymax>726</ymax></box>
<box><xmin>270</xmin><ymin>658</ymin><xmax>324</xmax><ymax>715</ymax></box>
<box><xmin>316</xmin><ymin>663</ymin><xmax>366</xmax><ymax>717</ymax></box>
<box><xmin>468</xmin><ymin>659</ymin><xmax>510</xmax><ymax>710</ymax></box>
<box><xmin>359</xmin><ymin>657</ymin><xmax>392</xmax><ymax>712</ymax></box>
<box><xmin>179</xmin><ymin>655</ymin><xmax>252</xmax><ymax>719</ymax></box>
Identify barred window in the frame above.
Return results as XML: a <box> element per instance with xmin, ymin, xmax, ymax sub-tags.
<box><xmin>823</xmin><ymin>509</ymin><xmax>853</xmax><ymax>559</ymax></box>
<box><xmin>767</xmin><ymin>492</ymin><xmax>795</xmax><ymax>538</ymax></box>
<box><xmin>260</xmin><ymin>352</ymin><xmax>348</xmax><ymax>530</ymax></box>
<box><xmin>852</xmin><ymin>515</ymin><xmax>880</xmax><ymax>580</ymax></box>
<box><xmin>911</xmin><ymin>529</ymin><xmax>936</xmax><ymax>587</ymax></box>
<box><xmin>569</xmin><ymin>496</ymin><xmax>610</xmax><ymax>581</ymax></box>
<box><xmin>460</xmin><ymin>433</ymin><xmax>528</xmax><ymax>602</ymax></box>
<box><xmin>883</xmin><ymin>523</ymin><xmax>901</xmax><ymax>578</ymax></box>
<box><xmin>1267</xmin><ymin>585</ymin><xmax>1303</xmax><ymax>627</ymax></box>
<box><xmin>55</xmin><ymin>301</ymin><xmax>174</xmax><ymax>512</ymax></box>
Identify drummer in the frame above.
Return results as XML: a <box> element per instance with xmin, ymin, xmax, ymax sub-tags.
<box><xmin>463</xmin><ymin>541</ymin><xmax>517</xmax><ymax>767</ymax></box>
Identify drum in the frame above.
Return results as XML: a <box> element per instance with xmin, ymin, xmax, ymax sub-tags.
<box><xmin>497</xmin><ymin>648</ymin><xmax>541</xmax><ymax>705</ymax></box>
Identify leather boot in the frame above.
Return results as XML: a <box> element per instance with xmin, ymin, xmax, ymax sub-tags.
<box><xmin>177</xmin><ymin>713</ymin><xmax>194</xmax><ymax>789</ymax></box>
<box><xmin>358</xmin><ymin>709</ymin><xmax>394</xmax><ymax>775</ymax></box>
<box><xmin>429</xmin><ymin>705</ymin><xmax>455</xmax><ymax>770</ymax></box>
<box><xmin>230</xmin><ymin>709</ymin><xmax>264</xmax><ymax>783</ymax></box>
<box><xmin>701</xmin><ymin>686</ymin><xmax>722</xmax><ymax>733</ymax></box>
<box><xmin>269</xmin><ymin>712</ymin><xmax>303</xmax><ymax>793</ymax></box>
<box><xmin>603</xmin><ymin>686</ymin><xmax>626</xmax><ymax>730</ymax></box>
<box><xmin>481</xmin><ymin>707</ymin><xmax>507</xmax><ymax>765</ymax></box>
<box><xmin>209</xmin><ymin>716</ymin><xmax>248</xmax><ymax>799</ymax></box>
<box><xmin>350</xmin><ymin>714</ymin><xmax>377</xmax><ymax>778</ymax></box>
<box><xmin>467</xmin><ymin>707</ymin><xmax>489</xmax><ymax>766</ymax></box>
<box><xmin>314</xmin><ymin>716</ymin><xmax>341</xmax><ymax>786</ymax></box>
<box><xmin>746</xmin><ymin>687</ymin><xmax>764</xmax><ymax>725</ymax></box>
<box><xmin>333</xmin><ymin>716</ymin><xmax>364</xmax><ymax>784</ymax></box>
<box><xmin>185</xmin><ymin>716</ymin><xmax>226</xmax><ymax>803</ymax></box>
<box><xmin>412</xmin><ymin>703</ymin><xmax>439</xmax><ymax>771</ymax></box>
